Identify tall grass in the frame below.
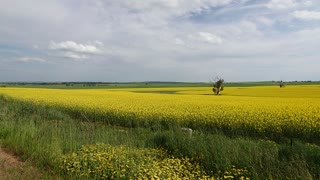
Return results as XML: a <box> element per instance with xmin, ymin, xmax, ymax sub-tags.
<box><xmin>0</xmin><ymin>96</ymin><xmax>319</xmax><ymax>179</ymax></box>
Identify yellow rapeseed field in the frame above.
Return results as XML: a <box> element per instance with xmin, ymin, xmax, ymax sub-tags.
<box><xmin>0</xmin><ymin>85</ymin><xmax>319</xmax><ymax>141</ymax></box>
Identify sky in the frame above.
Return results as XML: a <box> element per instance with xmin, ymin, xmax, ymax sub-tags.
<box><xmin>0</xmin><ymin>0</ymin><xmax>320</xmax><ymax>82</ymax></box>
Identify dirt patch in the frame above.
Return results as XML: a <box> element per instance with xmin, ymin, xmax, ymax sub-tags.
<box><xmin>0</xmin><ymin>146</ymin><xmax>46</xmax><ymax>180</ymax></box>
<box><xmin>0</xmin><ymin>147</ymin><xmax>21</xmax><ymax>165</ymax></box>
<box><xmin>0</xmin><ymin>146</ymin><xmax>23</xmax><ymax>179</ymax></box>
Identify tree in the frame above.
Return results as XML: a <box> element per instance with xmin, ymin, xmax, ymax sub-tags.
<box><xmin>279</xmin><ymin>80</ymin><xmax>285</xmax><ymax>88</ymax></box>
<box><xmin>212</xmin><ymin>77</ymin><xmax>224</xmax><ymax>95</ymax></box>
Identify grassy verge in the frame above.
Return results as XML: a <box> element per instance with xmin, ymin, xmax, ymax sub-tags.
<box><xmin>0</xmin><ymin>96</ymin><xmax>319</xmax><ymax>179</ymax></box>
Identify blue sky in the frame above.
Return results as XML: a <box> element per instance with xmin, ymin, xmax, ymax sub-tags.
<box><xmin>0</xmin><ymin>0</ymin><xmax>320</xmax><ymax>82</ymax></box>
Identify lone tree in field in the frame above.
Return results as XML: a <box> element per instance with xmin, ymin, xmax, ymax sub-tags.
<box><xmin>212</xmin><ymin>77</ymin><xmax>224</xmax><ymax>95</ymax></box>
<box><xmin>279</xmin><ymin>80</ymin><xmax>285</xmax><ymax>88</ymax></box>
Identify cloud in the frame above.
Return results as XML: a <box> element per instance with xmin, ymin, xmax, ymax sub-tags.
<box><xmin>48</xmin><ymin>40</ymin><xmax>103</xmax><ymax>60</ymax></box>
<box><xmin>266</xmin><ymin>0</ymin><xmax>313</xmax><ymax>10</ymax></box>
<box><xmin>208</xmin><ymin>20</ymin><xmax>262</xmax><ymax>40</ymax></box>
<box><xmin>90</xmin><ymin>0</ymin><xmax>236</xmax><ymax>29</ymax></box>
<box><xmin>292</xmin><ymin>10</ymin><xmax>320</xmax><ymax>20</ymax></box>
<box><xmin>119</xmin><ymin>0</ymin><xmax>234</xmax><ymax>15</ymax></box>
<box><xmin>254</xmin><ymin>16</ymin><xmax>274</xmax><ymax>27</ymax></box>
<box><xmin>303</xmin><ymin>1</ymin><xmax>313</xmax><ymax>6</ymax></box>
<box><xmin>0</xmin><ymin>1</ymin><xmax>67</xmax><ymax>23</ymax></box>
<box><xmin>266</xmin><ymin>0</ymin><xmax>297</xmax><ymax>9</ymax></box>
<box><xmin>62</xmin><ymin>52</ymin><xmax>88</xmax><ymax>60</ymax></box>
<box><xmin>189</xmin><ymin>32</ymin><xmax>223</xmax><ymax>44</ymax></box>
<box><xmin>1</xmin><ymin>0</ymin><xmax>320</xmax><ymax>82</ymax></box>
<box><xmin>16</xmin><ymin>57</ymin><xmax>47</xmax><ymax>63</ymax></box>
<box><xmin>49</xmin><ymin>41</ymin><xmax>101</xmax><ymax>54</ymax></box>
<box><xmin>174</xmin><ymin>38</ymin><xmax>185</xmax><ymax>45</ymax></box>
<box><xmin>238</xmin><ymin>21</ymin><xmax>262</xmax><ymax>36</ymax></box>
<box><xmin>93</xmin><ymin>40</ymin><xmax>104</xmax><ymax>46</ymax></box>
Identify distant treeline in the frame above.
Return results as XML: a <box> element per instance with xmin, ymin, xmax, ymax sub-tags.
<box><xmin>0</xmin><ymin>81</ymin><xmax>319</xmax><ymax>88</ymax></box>
<box><xmin>1</xmin><ymin>80</ymin><xmax>319</xmax><ymax>85</ymax></box>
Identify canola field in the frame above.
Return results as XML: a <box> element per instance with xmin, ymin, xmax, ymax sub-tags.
<box><xmin>0</xmin><ymin>85</ymin><xmax>319</xmax><ymax>142</ymax></box>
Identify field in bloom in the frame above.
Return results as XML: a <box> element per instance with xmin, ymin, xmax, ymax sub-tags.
<box><xmin>60</xmin><ymin>143</ymin><xmax>250</xmax><ymax>179</ymax></box>
<box><xmin>60</xmin><ymin>143</ymin><xmax>211</xmax><ymax>179</ymax></box>
<box><xmin>0</xmin><ymin>85</ymin><xmax>319</xmax><ymax>142</ymax></box>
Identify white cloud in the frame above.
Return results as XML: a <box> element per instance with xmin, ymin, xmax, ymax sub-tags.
<box><xmin>93</xmin><ymin>40</ymin><xmax>104</xmax><ymax>46</ymax></box>
<box><xmin>48</xmin><ymin>41</ymin><xmax>103</xmax><ymax>60</ymax></box>
<box><xmin>292</xmin><ymin>10</ymin><xmax>320</xmax><ymax>20</ymax></box>
<box><xmin>266</xmin><ymin>0</ymin><xmax>313</xmax><ymax>10</ymax></box>
<box><xmin>17</xmin><ymin>57</ymin><xmax>47</xmax><ymax>63</ymax></box>
<box><xmin>189</xmin><ymin>32</ymin><xmax>223</xmax><ymax>44</ymax></box>
<box><xmin>174</xmin><ymin>38</ymin><xmax>185</xmax><ymax>45</ymax></box>
<box><xmin>304</xmin><ymin>1</ymin><xmax>313</xmax><ymax>6</ymax></box>
<box><xmin>0</xmin><ymin>1</ymin><xmax>67</xmax><ymax>23</ymax></box>
<box><xmin>120</xmin><ymin>0</ymin><xmax>233</xmax><ymax>15</ymax></box>
<box><xmin>239</xmin><ymin>21</ymin><xmax>262</xmax><ymax>36</ymax></box>
<box><xmin>1</xmin><ymin>0</ymin><xmax>320</xmax><ymax>82</ymax></box>
<box><xmin>255</xmin><ymin>16</ymin><xmax>274</xmax><ymax>26</ymax></box>
<box><xmin>49</xmin><ymin>41</ymin><xmax>101</xmax><ymax>54</ymax></box>
<box><xmin>214</xmin><ymin>20</ymin><xmax>262</xmax><ymax>39</ymax></box>
<box><xmin>266</xmin><ymin>0</ymin><xmax>297</xmax><ymax>9</ymax></box>
<box><xmin>63</xmin><ymin>52</ymin><xmax>88</xmax><ymax>60</ymax></box>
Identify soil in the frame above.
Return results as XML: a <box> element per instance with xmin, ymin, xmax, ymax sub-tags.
<box><xmin>0</xmin><ymin>146</ymin><xmax>24</xmax><ymax>179</ymax></box>
<box><xmin>0</xmin><ymin>146</ymin><xmax>45</xmax><ymax>180</ymax></box>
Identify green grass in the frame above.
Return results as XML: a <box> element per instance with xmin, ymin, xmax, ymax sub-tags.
<box><xmin>0</xmin><ymin>96</ymin><xmax>320</xmax><ymax>179</ymax></box>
